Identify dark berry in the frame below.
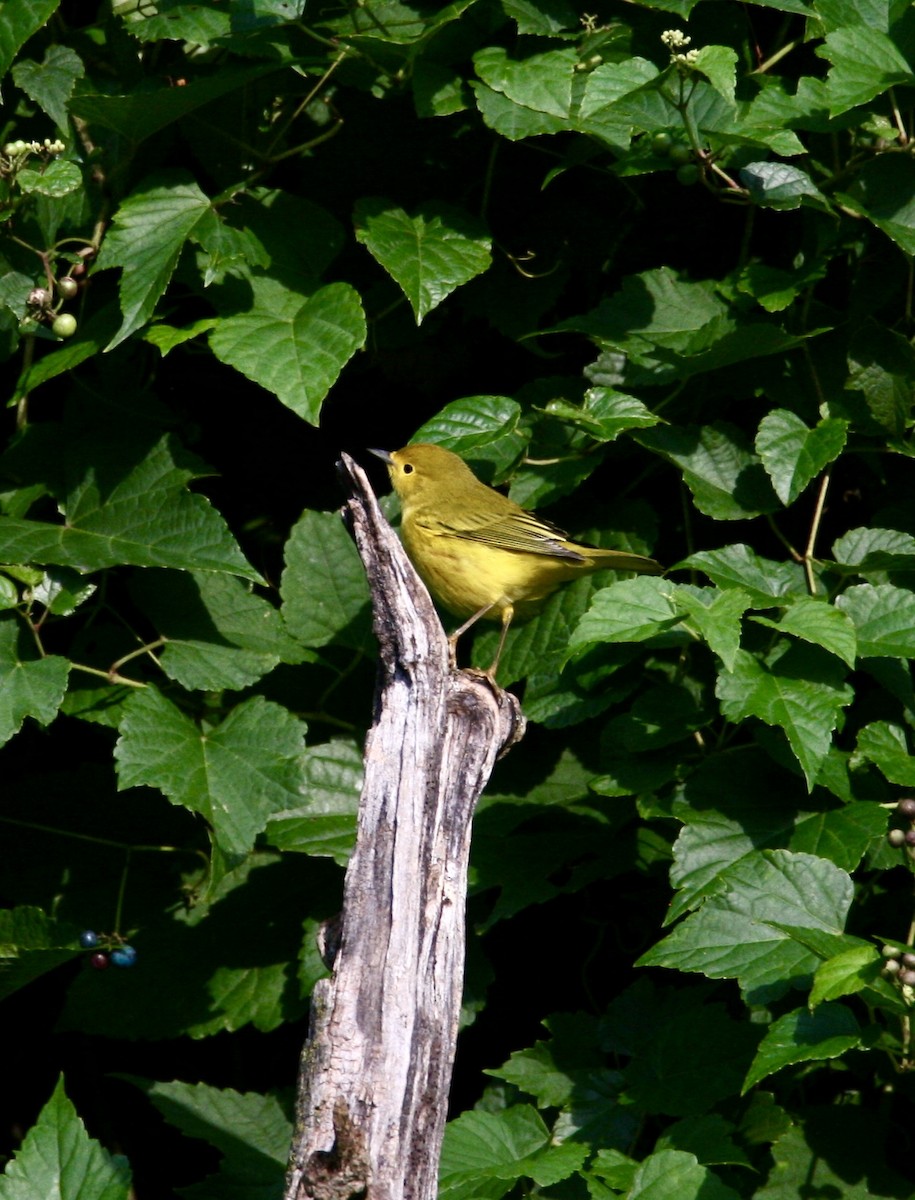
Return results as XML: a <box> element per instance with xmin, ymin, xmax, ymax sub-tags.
<box><xmin>902</xmin><ymin>952</ymin><xmax>915</xmax><ymax>968</ymax></box>
<box><xmin>110</xmin><ymin>945</ymin><xmax>137</xmax><ymax>968</ymax></box>
<box><xmin>905</xmin><ymin>830</ymin><xmax>915</xmax><ymax>845</ymax></box>
<box><xmin>78</xmin><ymin>930</ymin><xmax>99</xmax><ymax>949</ymax></box>
<box><xmin>89</xmin><ymin>951</ymin><xmax>109</xmax><ymax>970</ymax></box>
<box><xmin>899</xmin><ymin>969</ymin><xmax>915</xmax><ymax>986</ymax></box>
<box><xmin>897</xmin><ymin>798</ymin><xmax>915</xmax><ymax>817</ymax></box>
<box><xmin>887</xmin><ymin>829</ymin><xmax>906</xmax><ymax>847</ymax></box>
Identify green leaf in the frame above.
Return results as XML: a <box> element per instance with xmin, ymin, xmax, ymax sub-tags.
<box><xmin>0</xmin><ymin>907</ymin><xmax>81</xmax><ymax>1003</ymax></box>
<box><xmin>832</xmin><ymin>527</ymin><xmax>915</xmax><ymax>574</ymax></box>
<box><xmin>854</xmin><ymin>720</ymin><xmax>915</xmax><ymax>785</ymax></box>
<box><xmin>143</xmin><ymin>317</ymin><xmax>219</xmax><ymax>356</ymax></box>
<box><xmin>0</xmin><ymin>1076</ymin><xmax>131</xmax><ymax>1200</ymax></box>
<box><xmin>95</xmin><ymin>172</ymin><xmax>213</xmax><ymax>350</ymax></box>
<box><xmin>751</xmin><ymin>596</ymin><xmax>857</xmax><ymax>668</ymax></box>
<box><xmin>486</xmin><ymin>1014</ymin><xmax>603</xmax><ymax>1108</ymax></box>
<box><xmin>754</xmin><ymin>1114</ymin><xmax>913</xmax><ymax>1199</ymax></box>
<box><xmin>69</xmin><ymin>64</ymin><xmax>279</xmax><ymax>144</ymax></box>
<box><xmin>502</xmin><ymin>0</ymin><xmax>578</xmax><ymax>35</ymax></box>
<box><xmin>755</xmin><ymin>410</ymin><xmax>847</xmax><ymax>505</ymax></box>
<box><xmin>16</xmin><ymin>159</ymin><xmax>82</xmax><ymax>198</ymax></box>
<box><xmin>625</xmin><ymin>1150</ymin><xmax>740</xmax><ymax>1200</ymax></box>
<box><xmin>354</xmin><ymin>198</ymin><xmax>491</xmax><ymax>323</ymax></box>
<box><xmin>472</xmin><ymin>81</ymin><xmax>571</xmax><ymax>139</ymax></box>
<box><xmin>639</xmin><ymin>423</ymin><xmax>778</xmax><ymax>520</ymax></box>
<box><xmin>114</xmin><ymin>689</ymin><xmax>306</xmax><ymax>861</ymax></box>
<box><xmin>209</xmin><ymin>275</ymin><xmax>366</xmax><ymax>425</ymax></box>
<box><xmin>0</xmin><ymin>617</ymin><xmax>69</xmax><ymax>748</ymax></box>
<box><xmin>809</xmin><ymin>945</ymin><xmax>884</xmax><ymax>1008</ymax></box>
<box><xmin>716</xmin><ymin>644</ymin><xmax>853</xmax><ymax>788</ymax></box>
<box><xmin>742</xmin><ymin>1004</ymin><xmax>861</xmax><ymax>1092</ymax></box>
<box><xmin>569</xmin><ymin>576</ymin><xmax>680</xmax><ymax>651</ymax></box>
<box><xmin>835</xmin><ymin>582</ymin><xmax>915</xmax><ymax>657</ymax></box>
<box><xmin>133</xmin><ymin>570</ymin><xmax>304</xmax><ymax>691</ymax></box>
<box><xmin>280</xmin><ymin>509</ymin><xmax>372</xmax><ymax>651</ymax></box>
<box><xmin>620</xmin><ymin>990</ymin><xmax>760</xmax><ymax>1118</ymax></box>
<box><xmin>654</xmin><ymin>1115</ymin><xmax>752</xmax><ymax>1168</ymax></box>
<box><xmin>683</xmin><ymin>544</ymin><xmax>805</xmax><ymax>605</ymax></box>
<box><xmin>11</xmin><ymin>45</ymin><xmax>83</xmax><ymax>129</ymax></box>
<box><xmin>790</xmin><ymin>802</ymin><xmax>887</xmax><ymax>871</ymax></box>
<box><xmin>541</xmin><ymin>387</ymin><xmax>660</xmax><ymax>442</ymax></box>
<box><xmin>638</xmin><ymin>849</ymin><xmax>854</xmax><ymax>1003</ymax></box>
<box><xmin>413</xmin><ymin>395</ymin><xmax>527</xmax><ymax>480</ymax></box>
<box><xmin>843</xmin><ymin>318</ymin><xmax>915</xmax><ymax>436</ymax></box>
<box><xmin>817</xmin><ymin>25</ymin><xmax>914</xmax><ymax>115</ymax></box>
<box><xmin>133</xmin><ymin>1080</ymin><xmax>289</xmax><ymax>1199</ymax></box>
<box><xmin>265</xmin><ymin>738</ymin><xmax>363</xmax><ymax>865</ymax></box>
<box><xmin>839</xmin><ymin>154</ymin><xmax>915</xmax><ymax>256</ymax></box>
<box><xmin>560</xmin><ymin>268</ymin><xmax>812</xmax><ymax>383</ymax></box>
<box><xmin>674</xmin><ymin>585</ymin><xmax>751</xmax><ymax>671</ymax></box>
<box><xmin>740</xmin><ymin>161</ymin><xmax>826</xmax><ymax>210</ymax></box>
<box><xmin>0</xmin><ymin>433</ymin><xmax>258</xmax><ymax>579</ymax></box>
<box><xmin>439</xmin><ymin>1105</ymin><xmax>586</xmax><ymax>1200</ymax></box>
<box><xmin>473</xmin><ymin>45</ymin><xmax>578</xmax><ymax>118</ymax></box>
<box><xmin>0</xmin><ymin>0</ymin><xmax>60</xmax><ymax>82</ymax></box>
<box><xmin>693</xmin><ymin>45</ymin><xmax>738</xmax><ymax>105</ymax></box>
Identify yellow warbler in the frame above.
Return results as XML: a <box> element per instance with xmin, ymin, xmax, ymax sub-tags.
<box><xmin>370</xmin><ymin>443</ymin><xmax>662</xmax><ymax>677</ymax></box>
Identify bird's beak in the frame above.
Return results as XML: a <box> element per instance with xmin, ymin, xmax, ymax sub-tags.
<box><xmin>368</xmin><ymin>448</ymin><xmax>393</xmax><ymax>465</ymax></box>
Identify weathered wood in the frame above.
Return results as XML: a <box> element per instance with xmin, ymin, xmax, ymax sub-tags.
<box><xmin>284</xmin><ymin>453</ymin><xmax>524</xmax><ymax>1200</ymax></box>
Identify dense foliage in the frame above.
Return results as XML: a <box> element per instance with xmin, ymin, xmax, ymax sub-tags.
<box><xmin>2</xmin><ymin>0</ymin><xmax>915</xmax><ymax>1196</ymax></box>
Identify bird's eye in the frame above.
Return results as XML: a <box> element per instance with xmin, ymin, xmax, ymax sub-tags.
<box><xmin>402</xmin><ymin>463</ymin><xmax>414</xmax><ymax>475</ymax></box>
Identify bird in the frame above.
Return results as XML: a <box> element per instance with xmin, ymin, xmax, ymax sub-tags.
<box><xmin>370</xmin><ymin>443</ymin><xmax>661</xmax><ymax>679</ymax></box>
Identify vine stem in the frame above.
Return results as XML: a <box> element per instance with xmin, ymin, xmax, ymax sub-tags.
<box><xmin>750</xmin><ymin>36</ymin><xmax>802</xmax><ymax>75</ymax></box>
<box><xmin>803</xmin><ymin>473</ymin><xmax>830</xmax><ymax>595</ymax></box>
<box><xmin>113</xmin><ymin>848</ymin><xmax>132</xmax><ymax>935</ymax></box>
<box><xmin>0</xmin><ymin>814</ymin><xmax>204</xmax><ymax>859</ymax></box>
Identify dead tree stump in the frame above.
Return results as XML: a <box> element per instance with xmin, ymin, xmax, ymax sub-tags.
<box><xmin>284</xmin><ymin>453</ymin><xmax>524</xmax><ymax>1200</ymax></box>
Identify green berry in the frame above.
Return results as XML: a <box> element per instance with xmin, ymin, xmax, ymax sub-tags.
<box><xmin>669</xmin><ymin>142</ymin><xmax>693</xmax><ymax>165</ymax></box>
<box><xmin>57</xmin><ymin>277</ymin><xmax>79</xmax><ymax>300</ymax></box>
<box><xmin>676</xmin><ymin>164</ymin><xmax>700</xmax><ymax>186</ymax></box>
<box><xmin>52</xmin><ymin>313</ymin><xmax>77</xmax><ymax>339</ymax></box>
<box><xmin>652</xmin><ymin>132</ymin><xmax>674</xmax><ymax>155</ymax></box>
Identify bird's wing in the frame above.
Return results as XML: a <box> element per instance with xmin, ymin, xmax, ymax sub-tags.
<box><xmin>420</xmin><ymin>505</ymin><xmax>587</xmax><ymax>562</ymax></box>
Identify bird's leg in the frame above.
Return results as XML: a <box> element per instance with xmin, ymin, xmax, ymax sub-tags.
<box><xmin>447</xmin><ymin>601</ymin><xmax>497</xmax><ymax>669</ymax></box>
<box><xmin>485</xmin><ymin>605</ymin><xmax>514</xmax><ymax>683</ymax></box>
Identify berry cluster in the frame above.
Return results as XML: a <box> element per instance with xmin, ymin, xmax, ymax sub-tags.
<box><xmin>881</xmin><ymin>945</ymin><xmax>915</xmax><ymax>1000</ymax></box>
<box><xmin>886</xmin><ymin>797</ymin><xmax>915</xmax><ymax>850</ymax></box>
<box><xmin>79</xmin><ymin>930</ymin><xmax>137</xmax><ymax>970</ymax></box>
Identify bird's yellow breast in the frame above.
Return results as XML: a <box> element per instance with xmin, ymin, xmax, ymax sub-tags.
<box><xmin>401</xmin><ymin>520</ymin><xmax>582</xmax><ymax>622</ymax></box>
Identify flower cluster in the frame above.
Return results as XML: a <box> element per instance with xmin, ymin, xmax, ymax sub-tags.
<box><xmin>661</xmin><ymin>29</ymin><xmax>700</xmax><ymax>68</ymax></box>
<box><xmin>3</xmin><ymin>137</ymin><xmax>66</xmax><ymax>157</ymax></box>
